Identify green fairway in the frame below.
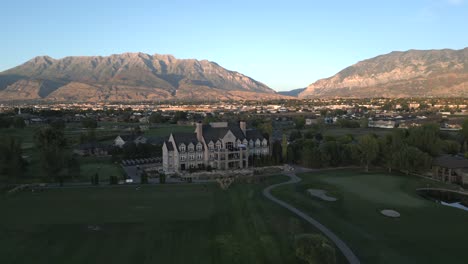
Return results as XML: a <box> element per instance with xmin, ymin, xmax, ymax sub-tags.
<box><xmin>144</xmin><ymin>125</ymin><xmax>194</xmax><ymax>137</ymax></box>
<box><xmin>0</xmin><ymin>177</ymin><xmax>318</xmax><ymax>264</ymax></box>
<box><xmin>272</xmin><ymin>170</ymin><xmax>468</xmax><ymax>264</ymax></box>
<box><xmin>78</xmin><ymin>157</ymin><xmax>125</xmax><ymax>182</ymax></box>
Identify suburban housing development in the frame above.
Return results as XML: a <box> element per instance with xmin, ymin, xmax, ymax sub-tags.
<box><xmin>162</xmin><ymin>121</ymin><xmax>269</xmax><ymax>174</ymax></box>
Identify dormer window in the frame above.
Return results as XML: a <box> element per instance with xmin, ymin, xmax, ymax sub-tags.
<box><xmin>216</xmin><ymin>141</ymin><xmax>221</xmax><ymax>150</ymax></box>
<box><xmin>180</xmin><ymin>144</ymin><xmax>186</xmax><ymax>152</ymax></box>
<box><xmin>249</xmin><ymin>140</ymin><xmax>254</xmax><ymax>147</ymax></box>
<box><xmin>196</xmin><ymin>143</ymin><xmax>202</xmax><ymax>151</ymax></box>
<box><xmin>188</xmin><ymin>143</ymin><xmax>194</xmax><ymax>152</ymax></box>
<box><xmin>208</xmin><ymin>142</ymin><xmax>214</xmax><ymax>150</ymax></box>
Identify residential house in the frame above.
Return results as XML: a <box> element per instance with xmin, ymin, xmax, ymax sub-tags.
<box><xmin>432</xmin><ymin>155</ymin><xmax>468</xmax><ymax>186</ymax></box>
<box><xmin>114</xmin><ymin>134</ymin><xmax>148</xmax><ymax>148</ymax></box>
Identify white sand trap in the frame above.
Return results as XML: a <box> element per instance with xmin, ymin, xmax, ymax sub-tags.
<box><xmin>307</xmin><ymin>189</ymin><xmax>338</xmax><ymax>201</ymax></box>
<box><xmin>381</xmin><ymin>209</ymin><xmax>400</xmax><ymax>218</ymax></box>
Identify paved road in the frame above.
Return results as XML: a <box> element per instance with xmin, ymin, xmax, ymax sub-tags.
<box><xmin>263</xmin><ymin>172</ymin><xmax>361</xmax><ymax>264</ymax></box>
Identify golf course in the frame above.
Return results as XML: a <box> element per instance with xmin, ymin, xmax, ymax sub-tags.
<box><xmin>0</xmin><ymin>176</ymin><xmax>318</xmax><ymax>264</ymax></box>
<box><xmin>272</xmin><ymin>169</ymin><xmax>468</xmax><ymax>264</ymax></box>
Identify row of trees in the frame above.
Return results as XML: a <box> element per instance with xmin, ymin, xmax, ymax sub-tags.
<box><xmin>287</xmin><ymin>122</ymin><xmax>467</xmax><ymax>174</ymax></box>
<box><xmin>0</xmin><ymin>116</ymin><xmax>25</xmax><ymax>129</ymax></box>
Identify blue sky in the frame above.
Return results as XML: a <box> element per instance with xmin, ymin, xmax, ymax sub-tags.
<box><xmin>1</xmin><ymin>0</ymin><xmax>467</xmax><ymax>91</ymax></box>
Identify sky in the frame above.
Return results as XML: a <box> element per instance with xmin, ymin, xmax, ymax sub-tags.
<box><xmin>1</xmin><ymin>0</ymin><xmax>467</xmax><ymax>91</ymax></box>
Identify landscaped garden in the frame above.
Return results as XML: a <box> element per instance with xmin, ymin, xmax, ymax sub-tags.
<box><xmin>0</xmin><ymin>176</ymin><xmax>330</xmax><ymax>264</ymax></box>
<box><xmin>272</xmin><ymin>169</ymin><xmax>468</xmax><ymax>264</ymax></box>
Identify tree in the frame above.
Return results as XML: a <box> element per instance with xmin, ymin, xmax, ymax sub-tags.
<box><xmin>173</xmin><ymin>111</ymin><xmax>188</xmax><ymax>123</ymax></box>
<box><xmin>0</xmin><ymin>136</ymin><xmax>26</xmax><ymax>184</ymax></box>
<box><xmin>149</xmin><ymin>112</ymin><xmax>165</xmax><ymax>124</ymax></box>
<box><xmin>395</xmin><ymin>145</ymin><xmax>432</xmax><ymax>174</ymax></box>
<box><xmin>443</xmin><ymin>140</ymin><xmax>461</xmax><ymax>155</ymax></box>
<box><xmin>141</xmin><ymin>171</ymin><xmax>149</xmax><ymax>184</ymax></box>
<box><xmin>461</xmin><ymin>119</ymin><xmax>468</xmax><ymax>152</ymax></box>
<box><xmin>358</xmin><ymin>134</ymin><xmax>379</xmax><ymax>172</ymax></box>
<box><xmin>295</xmin><ymin>116</ymin><xmax>306</xmax><ymax>130</ymax></box>
<box><xmin>295</xmin><ymin>234</ymin><xmax>336</xmax><ymax>264</ymax></box>
<box><xmin>407</xmin><ymin>124</ymin><xmax>441</xmax><ymax>156</ymax></box>
<box><xmin>271</xmin><ymin>140</ymin><xmax>283</xmax><ymax>164</ymax></box>
<box><xmin>34</xmin><ymin>127</ymin><xmax>68</xmax><ymax>185</ymax></box>
<box><xmin>282</xmin><ymin>134</ymin><xmax>288</xmax><ymax>161</ymax></box>
<box><xmin>67</xmin><ymin>155</ymin><xmax>80</xmax><ymax>180</ymax></box>
<box><xmin>12</xmin><ymin>117</ymin><xmax>25</xmax><ymax>129</ymax></box>
<box><xmin>289</xmin><ymin>130</ymin><xmax>302</xmax><ymax>142</ymax></box>
<box><xmin>50</xmin><ymin>119</ymin><xmax>65</xmax><ymax>130</ymax></box>
<box><xmin>81</xmin><ymin>117</ymin><xmax>98</xmax><ymax>129</ymax></box>
<box><xmin>159</xmin><ymin>173</ymin><xmax>166</xmax><ymax>184</ymax></box>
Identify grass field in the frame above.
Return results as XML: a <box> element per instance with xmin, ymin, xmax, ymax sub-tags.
<box><xmin>0</xmin><ymin>124</ymin><xmax>192</xmax><ymax>183</ymax></box>
<box><xmin>144</xmin><ymin>125</ymin><xmax>194</xmax><ymax>137</ymax></box>
<box><xmin>0</xmin><ymin>177</ymin><xmax>325</xmax><ymax>264</ymax></box>
<box><xmin>78</xmin><ymin>157</ymin><xmax>125</xmax><ymax>182</ymax></box>
<box><xmin>272</xmin><ymin>170</ymin><xmax>468</xmax><ymax>264</ymax></box>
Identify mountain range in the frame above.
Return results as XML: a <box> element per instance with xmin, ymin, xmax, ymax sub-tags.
<box><xmin>0</xmin><ymin>53</ymin><xmax>284</xmax><ymax>102</ymax></box>
<box><xmin>299</xmin><ymin>48</ymin><xmax>468</xmax><ymax>98</ymax></box>
<box><xmin>1</xmin><ymin>48</ymin><xmax>467</xmax><ymax>102</ymax></box>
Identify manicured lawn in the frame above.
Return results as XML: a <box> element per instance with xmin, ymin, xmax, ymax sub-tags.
<box><xmin>144</xmin><ymin>125</ymin><xmax>194</xmax><ymax>137</ymax></box>
<box><xmin>0</xmin><ymin>177</ymin><xmax>318</xmax><ymax>264</ymax></box>
<box><xmin>78</xmin><ymin>156</ymin><xmax>125</xmax><ymax>182</ymax></box>
<box><xmin>272</xmin><ymin>169</ymin><xmax>468</xmax><ymax>264</ymax></box>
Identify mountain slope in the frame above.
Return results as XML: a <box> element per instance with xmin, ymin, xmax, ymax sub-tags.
<box><xmin>278</xmin><ymin>88</ymin><xmax>306</xmax><ymax>97</ymax></box>
<box><xmin>0</xmin><ymin>53</ymin><xmax>282</xmax><ymax>101</ymax></box>
<box><xmin>299</xmin><ymin>48</ymin><xmax>468</xmax><ymax>98</ymax></box>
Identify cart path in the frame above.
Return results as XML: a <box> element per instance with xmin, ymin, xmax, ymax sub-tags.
<box><xmin>263</xmin><ymin>172</ymin><xmax>360</xmax><ymax>264</ymax></box>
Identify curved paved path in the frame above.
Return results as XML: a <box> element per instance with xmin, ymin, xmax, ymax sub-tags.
<box><xmin>263</xmin><ymin>172</ymin><xmax>360</xmax><ymax>264</ymax></box>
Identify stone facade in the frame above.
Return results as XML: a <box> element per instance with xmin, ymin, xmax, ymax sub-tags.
<box><xmin>163</xmin><ymin>122</ymin><xmax>269</xmax><ymax>174</ymax></box>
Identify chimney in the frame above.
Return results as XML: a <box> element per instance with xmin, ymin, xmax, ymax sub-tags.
<box><xmin>196</xmin><ymin>121</ymin><xmax>203</xmax><ymax>142</ymax></box>
<box><xmin>240</xmin><ymin>121</ymin><xmax>246</xmax><ymax>136</ymax></box>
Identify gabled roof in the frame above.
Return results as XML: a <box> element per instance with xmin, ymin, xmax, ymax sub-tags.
<box><xmin>172</xmin><ymin>132</ymin><xmax>199</xmax><ymax>151</ymax></box>
<box><xmin>246</xmin><ymin>129</ymin><xmax>265</xmax><ymax>141</ymax></box>
<box><xmin>434</xmin><ymin>155</ymin><xmax>468</xmax><ymax>169</ymax></box>
<box><xmin>118</xmin><ymin>134</ymin><xmax>139</xmax><ymax>142</ymax></box>
<box><xmin>202</xmin><ymin>123</ymin><xmax>246</xmax><ymax>142</ymax></box>
<box><xmin>164</xmin><ymin>141</ymin><xmax>174</xmax><ymax>151</ymax></box>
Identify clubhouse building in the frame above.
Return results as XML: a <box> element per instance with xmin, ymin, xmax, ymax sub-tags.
<box><xmin>162</xmin><ymin>121</ymin><xmax>269</xmax><ymax>174</ymax></box>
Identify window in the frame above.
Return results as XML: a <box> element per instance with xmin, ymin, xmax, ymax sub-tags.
<box><xmin>226</xmin><ymin>142</ymin><xmax>233</xmax><ymax>150</ymax></box>
<box><xmin>197</xmin><ymin>154</ymin><xmax>203</xmax><ymax>160</ymax></box>
<box><xmin>180</xmin><ymin>156</ymin><xmax>186</xmax><ymax>161</ymax></box>
<box><xmin>256</xmin><ymin>140</ymin><xmax>261</xmax><ymax>147</ymax></box>
<box><xmin>249</xmin><ymin>140</ymin><xmax>254</xmax><ymax>147</ymax></box>
<box><xmin>216</xmin><ymin>141</ymin><xmax>221</xmax><ymax>150</ymax></box>
<box><xmin>209</xmin><ymin>142</ymin><xmax>214</xmax><ymax>150</ymax></box>
<box><xmin>180</xmin><ymin>144</ymin><xmax>186</xmax><ymax>152</ymax></box>
<box><xmin>188</xmin><ymin>144</ymin><xmax>194</xmax><ymax>152</ymax></box>
<box><xmin>196</xmin><ymin>143</ymin><xmax>202</xmax><ymax>151</ymax></box>
<box><xmin>210</xmin><ymin>153</ymin><xmax>214</xmax><ymax>160</ymax></box>
<box><xmin>189</xmin><ymin>154</ymin><xmax>195</xmax><ymax>160</ymax></box>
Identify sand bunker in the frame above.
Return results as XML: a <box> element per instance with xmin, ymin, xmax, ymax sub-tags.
<box><xmin>307</xmin><ymin>189</ymin><xmax>338</xmax><ymax>201</ymax></box>
<box><xmin>380</xmin><ymin>209</ymin><xmax>400</xmax><ymax>218</ymax></box>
